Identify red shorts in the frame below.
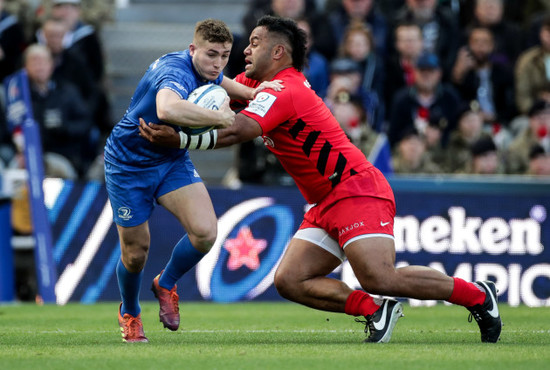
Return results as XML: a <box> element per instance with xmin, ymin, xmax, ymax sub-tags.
<box><xmin>298</xmin><ymin>168</ymin><xmax>396</xmax><ymax>247</ymax></box>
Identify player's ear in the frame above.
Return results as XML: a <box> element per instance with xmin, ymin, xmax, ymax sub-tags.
<box><xmin>189</xmin><ymin>43</ymin><xmax>196</xmax><ymax>56</ymax></box>
<box><xmin>272</xmin><ymin>44</ymin><xmax>285</xmax><ymax>60</ymax></box>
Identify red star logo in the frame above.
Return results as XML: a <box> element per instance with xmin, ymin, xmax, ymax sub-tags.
<box><xmin>223</xmin><ymin>226</ymin><xmax>267</xmax><ymax>271</ymax></box>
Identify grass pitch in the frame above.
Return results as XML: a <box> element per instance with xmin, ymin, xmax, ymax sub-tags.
<box><xmin>0</xmin><ymin>302</ymin><xmax>548</xmax><ymax>369</ymax></box>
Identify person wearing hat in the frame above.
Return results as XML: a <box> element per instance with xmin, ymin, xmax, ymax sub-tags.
<box><xmin>387</xmin><ymin>51</ymin><xmax>462</xmax><ymax>149</ymax></box>
<box><xmin>445</xmin><ymin>100</ymin><xmax>493</xmax><ymax>173</ymax></box>
<box><xmin>468</xmin><ymin>135</ymin><xmax>504</xmax><ymax>175</ymax></box>
<box><xmin>391</xmin><ymin>126</ymin><xmax>442</xmax><ymax>174</ymax></box>
<box><xmin>325</xmin><ymin>57</ymin><xmax>362</xmax><ymax>114</ymax></box>
<box><xmin>506</xmin><ymin>99</ymin><xmax>550</xmax><ymax>174</ymax></box>
<box><xmin>527</xmin><ymin>144</ymin><xmax>550</xmax><ymax>176</ymax></box>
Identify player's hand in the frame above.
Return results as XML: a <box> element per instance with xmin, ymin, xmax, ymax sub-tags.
<box><xmin>138</xmin><ymin>118</ymin><xmax>180</xmax><ymax>148</ymax></box>
<box><xmin>216</xmin><ymin>97</ymin><xmax>236</xmax><ymax>128</ymax></box>
<box><xmin>253</xmin><ymin>79</ymin><xmax>284</xmax><ymax>97</ymax></box>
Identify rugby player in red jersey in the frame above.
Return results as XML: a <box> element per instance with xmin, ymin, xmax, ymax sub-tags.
<box><xmin>139</xmin><ymin>15</ymin><xmax>502</xmax><ymax>343</ymax></box>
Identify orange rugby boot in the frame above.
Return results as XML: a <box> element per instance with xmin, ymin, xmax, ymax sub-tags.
<box><xmin>118</xmin><ymin>303</ymin><xmax>148</xmax><ymax>343</ymax></box>
<box><xmin>151</xmin><ymin>271</ymin><xmax>180</xmax><ymax>331</ymax></box>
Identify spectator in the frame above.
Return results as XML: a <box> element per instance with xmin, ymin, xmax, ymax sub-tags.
<box><xmin>445</xmin><ymin>100</ymin><xmax>492</xmax><ymax>173</ymax></box>
<box><xmin>0</xmin><ymin>0</ymin><xmax>26</xmax><ymax>82</ymax></box>
<box><xmin>391</xmin><ymin>127</ymin><xmax>442</xmax><ymax>174</ymax></box>
<box><xmin>388</xmin><ymin>52</ymin><xmax>462</xmax><ymax>148</ymax></box>
<box><xmin>338</xmin><ymin>20</ymin><xmax>385</xmax><ymax>130</ymax></box>
<box><xmin>384</xmin><ymin>22</ymin><xmax>424</xmax><ymax>116</ymax></box>
<box><xmin>327</xmin><ymin>0</ymin><xmax>389</xmax><ymax>58</ymax></box>
<box><xmin>424</xmin><ymin>113</ymin><xmax>447</xmax><ymax>168</ymax></box>
<box><xmin>39</xmin><ymin>17</ymin><xmax>98</xmax><ymax>116</ymax></box>
<box><xmin>45</xmin><ymin>0</ymin><xmax>104</xmax><ymax>82</ymax></box>
<box><xmin>331</xmin><ymin>93</ymin><xmax>368</xmax><ymax>147</ymax></box>
<box><xmin>506</xmin><ymin>100</ymin><xmax>550</xmax><ymax>174</ymax></box>
<box><xmin>7</xmin><ymin>44</ymin><xmax>94</xmax><ymax>178</ymax></box>
<box><xmin>231</xmin><ymin>0</ymin><xmax>336</xmax><ymax>77</ymax></box>
<box><xmin>391</xmin><ymin>0</ymin><xmax>459</xmax><ymax>78</ymax></box>
<box><xmin>515</xmin><ymin>15</ymin><xmax>550</xmax><ymax>115</ymax></box>
<box><xmin>451</xmin><ymin>26</ymin><xmax>516</xmax><ymax>128</ymax></box>
<box><xmin>467</xmin><ymin>0</ymin><xmax>523</xmax><ymax>67</ymax></box>
<box><xmin>296</xmin><ymin>17</ymin><xmax>330</xmax><ymax>98</ymax></box>
<box><xmin>45</xmin><ymin>0</ymin><xmax>112</xmax><ymax>139</ymax></box>
<box><xmin>325</xmin><ymin>57</ymin><xmax>382</xmax><ymax>131</ymax></box>
<box><xmin>468</xmin><ymin>135</ymin><xmax>503</xmax><ymax>174</ymax></box>
<box><xmin>527</xmin><ymin>143</ymin><xmax>550</xmax><ymax>176</ymax></box>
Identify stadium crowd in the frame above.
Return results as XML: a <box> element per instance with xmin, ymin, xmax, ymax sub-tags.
<box><xmin>1</xmin><ymin>0</ymin><xmax>550</xmax><ymax>187</ymax></box>
<box><xmin>228</xmin><ymin>0</ymin><xmax>550</xmax><ymax>184</ymax></box>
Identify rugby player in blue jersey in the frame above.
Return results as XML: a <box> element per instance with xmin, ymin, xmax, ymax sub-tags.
<box><xmin>104</xmin><ymin>19</ymin><xmax>281</xmax><ymax>342</ymax></box>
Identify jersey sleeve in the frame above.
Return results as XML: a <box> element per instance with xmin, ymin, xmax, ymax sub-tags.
<box><xmin>157</xmin><ymin>68</ymin><xmax>193</xmax><ymax>100</ymax></box>
<box><xmin>242</xmin><ymin>88</ymin><xmax>294</xmax><ymax>133</ymax></box>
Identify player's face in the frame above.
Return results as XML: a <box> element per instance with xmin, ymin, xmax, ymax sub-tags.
<box><xmin>190</xmin><ymin>40</ymin><xmax>232</xmax><ymax>81</ymax></box>
<box><xmin>243</xmin><ymin>27</ymin><xmax>274</xmax><ymax>81</ymax></box>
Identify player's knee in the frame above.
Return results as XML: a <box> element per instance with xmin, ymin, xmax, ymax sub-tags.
<box><xmin>274</xmin><ymin>268</ymin><xmax>297</xmax><ymax>300</ymax></box>
<box><xmin>122</xmin><ymin>245</ymin><xmax>149</xmax><ymax>272</ymax></box>
<box><xmin>188</xmin><ymin>225</ymin><xmax>217</xmax><ymax>253</ymax></box>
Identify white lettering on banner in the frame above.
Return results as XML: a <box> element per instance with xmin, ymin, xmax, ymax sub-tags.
<box><xmin>394</xmin><ymin>206</ymin><xmax>544</xmax><ymax>255</ymax></box>
<box><xmin>341</xmin><ymin>261</ymin><xmax>550</xmax><ymax>307</ymax></box>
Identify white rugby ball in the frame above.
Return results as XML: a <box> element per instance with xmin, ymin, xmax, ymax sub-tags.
<box><xmin>184</xmin><ymin>84</ymin><xmax>228</xmax><ymax>135</ymax></box>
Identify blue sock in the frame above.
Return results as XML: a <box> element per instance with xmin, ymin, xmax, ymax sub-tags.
<box><xmin>159</xmin><ymin>234</ymin><xmax>206</xmax><ymax>290</ymax></box>
<box><xmin>117</xmin><ymin>259</ymin><xmax>143</xmax><ymax>317</ymax></box>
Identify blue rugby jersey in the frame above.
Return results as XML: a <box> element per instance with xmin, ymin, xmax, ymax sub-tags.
<box><xmin>104</xmin><ymin>50</ymin><xmax>223</xmax><ymax>166</ymax></box>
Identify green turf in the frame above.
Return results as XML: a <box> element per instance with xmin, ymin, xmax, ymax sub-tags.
<box><xmin>0</xmin><ymin>302</ymin><xmax>548</xmax><ymax>369</ymax></box>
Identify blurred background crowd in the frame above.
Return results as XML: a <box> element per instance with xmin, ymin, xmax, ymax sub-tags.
<box><xmin>1</xmin><ymin>0</ymin><xmax>550</xmax><ymax>190</ymax></box>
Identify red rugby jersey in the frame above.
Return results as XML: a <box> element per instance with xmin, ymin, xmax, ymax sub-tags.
<box><xmin>236</xmin><ymin>68</ymin><xmax>374</xmax><ymax>204</ymax></box>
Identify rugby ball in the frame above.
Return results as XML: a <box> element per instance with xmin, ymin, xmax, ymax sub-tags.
<box><xmin>184</xmin><ymin>84</ymin><xmax>228</xmax><ymax>135</ymax></box>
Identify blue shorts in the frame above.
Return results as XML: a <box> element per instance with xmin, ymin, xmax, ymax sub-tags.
<box><xmin>104</xmin><ymin>151</ymin><xmax>202</xmax><ymax>227</ymax></box>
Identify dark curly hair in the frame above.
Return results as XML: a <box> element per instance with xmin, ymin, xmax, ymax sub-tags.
<box><xmin>256</xmin><ymin>15</ymin><xmax>307</xmax><ymax>72</ymax></box>
<box><xmin>194</xmin><ymin>18</ymin><xmax>233</xmax><ymax>44</ymax></box>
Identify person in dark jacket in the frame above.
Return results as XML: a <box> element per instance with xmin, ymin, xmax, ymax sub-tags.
<box><xmin>388</xmin><ymin>52</ymin><xmax>462</xmax><ymax>148</ymax></box>
<box><xmin>0</xmin><ymin>0</ymin><xmax>26</xmax><ymax>82</ymax></box>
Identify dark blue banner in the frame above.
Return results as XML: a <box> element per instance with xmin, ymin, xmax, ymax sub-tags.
<box><xmin>5</xmin><ymin>71</ymin><xmax>57</xmax><ymax>303</ymax></box>
<box><xmin>44</xmin><ymin>178</ymin><xmax>550</xmax><ymax>307</ymax></box>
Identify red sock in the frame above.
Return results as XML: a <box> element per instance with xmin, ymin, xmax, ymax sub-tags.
<box><xmin>344</xmin><ymin>290</ymin><xmax>380</xmax><ymax>317</ymax></box>
<box><xmin>447</xmin><ymin>277</ymin><xmax>486</xmax><ymax>307</ymax></box>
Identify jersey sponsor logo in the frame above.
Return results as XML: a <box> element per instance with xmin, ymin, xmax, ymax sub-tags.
<box><xmin>117</xmin><ymin>207</ymin><xmax>133</xmax><ymax>221</ymax></box>
<box><xmin>380</xmin><ymin>221</ymin><xmax>390</xmax><ymax>227</ymax></box>
<box><xmin>338</xmin><ymin>221</ymin><xmax>365</xmax><ymax>237</ymax></box>
<box><xmin>245</xmin><ymin>92</ymin><xmax>277</xmax><ymax>117</ymax></box>
<box><xmin>262</xmin><ymin>136</ymin><xmax>275</xmax><ymax>148</ymax></box>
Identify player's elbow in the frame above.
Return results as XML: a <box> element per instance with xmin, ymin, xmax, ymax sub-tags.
<box><xmin>156</xmin><ymin>106</ymin><xmax>172</xmax><ymax>122</ymax></box>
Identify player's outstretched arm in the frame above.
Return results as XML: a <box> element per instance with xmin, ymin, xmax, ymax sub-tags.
<box><xmin>139</xmin><ymin>113</ymin><xmax>261</xmax><ymax>150</ymax></box>
<box><xmin>221</xmin><ymin>76</ymin><xmax>284</xmax><ymax>101</ymax></box>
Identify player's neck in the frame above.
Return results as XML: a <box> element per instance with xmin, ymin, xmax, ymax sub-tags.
<box><xmin>263</xmin><ymin>64</ymin><xmax>293</xmax><ymax>82</ymax></box>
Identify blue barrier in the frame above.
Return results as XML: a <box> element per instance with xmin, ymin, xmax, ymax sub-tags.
<box><xmin>42</xmin><ymin>176</ymin><xmax>550</xmax><ymax>307</ymax></box>
<box><xmin>0</xmin><ymin>196</ymin><xmax>14</xmax><ymax>302</ymax></box>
